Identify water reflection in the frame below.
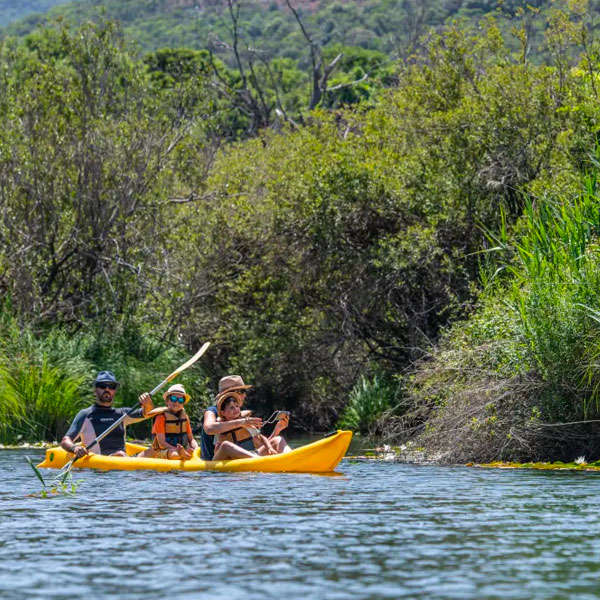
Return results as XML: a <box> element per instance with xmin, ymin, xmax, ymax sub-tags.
<box><xmin>3</xmin><ymin>450</ymin><xmax>600</xmax><ymax>599</ymax></box>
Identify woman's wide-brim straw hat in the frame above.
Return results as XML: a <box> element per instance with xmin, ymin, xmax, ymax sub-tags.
<box><xmin>215</xmin><ymin>375</ymin><xmax>252</xmax><ymax>408</ymax></box>
<box><xmin>163</xmin><ymin>383</ymin><xmax>191</xmax><ymax>405</ymax></box>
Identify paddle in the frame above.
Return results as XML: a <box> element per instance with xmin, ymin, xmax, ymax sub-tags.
<box><xmin>62</xmin><ymin>341</ymin><xmax>211</xmax><ymax>471</ymax></box>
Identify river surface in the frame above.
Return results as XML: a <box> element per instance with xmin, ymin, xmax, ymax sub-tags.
<box><xmin>2</xmin><ymin>442</ymin><xmax>600</xmax><ymax>600</ymax></box>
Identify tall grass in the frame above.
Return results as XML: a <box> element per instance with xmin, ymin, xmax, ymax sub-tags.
<box><xmin>0</xmin><ymin>309</ymin><xmax>210</xmax><ymax>444</ymax></box>
<box><xmin>491</xmin><ymin>183</ymin><xmax>600</xmax><ymax>421</ymax></box>
<box><xmin>389</xmin><ymin>168</ymin><xmax>600</xmax><ymax>463</ymax></box>
<box><xmin>0</xmin><ymin>326</ymin><xmax>92</xmax><ymax>444</ymax></box>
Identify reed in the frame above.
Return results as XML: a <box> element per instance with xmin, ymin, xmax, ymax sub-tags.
<box><xmin>477</xmin><ymin>170</ymin><xmax>600</xmax><ymax>438</ymax></box>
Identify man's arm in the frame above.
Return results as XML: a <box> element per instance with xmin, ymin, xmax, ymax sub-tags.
<box><xmin>123</xmin><ymin>398</ymin><xmax>154</xmax><ymax>425</ymax></box>
<box><xmin>61</xmin><ymin>409</ymin><xmax>89</xmax><ymax>457</ymax></box>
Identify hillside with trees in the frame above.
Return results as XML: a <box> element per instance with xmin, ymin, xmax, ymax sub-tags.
<box><xmin>0</xmin><ymin>0</ymin><xmax>68</xmax><ymax>27</ymax></box>
<box><xmin>1</xmin><ymin>0</ymin><xmax>554</xmax><ymax>60</ymax></box>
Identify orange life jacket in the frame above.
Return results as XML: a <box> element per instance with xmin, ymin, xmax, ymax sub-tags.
<box><xmin>151</xmin><ymin>408</ymin><xmax>190</xmax><ymax>450</ymax></box>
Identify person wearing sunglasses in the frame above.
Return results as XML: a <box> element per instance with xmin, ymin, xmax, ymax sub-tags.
<box><xmin>60</xmin><ymin>370</ymin><xmax>153</xmax><ymax>458</ymax></box>
<box><xmin>136</xmin><ymin>384</ymin><xmax>199</xmax><ymax>460</ymax></box>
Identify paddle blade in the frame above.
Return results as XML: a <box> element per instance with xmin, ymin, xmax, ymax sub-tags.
<box><xmin>166</xmin><ymin>342</ymin><xmax>210</xmax><ymax>382</ymax></box>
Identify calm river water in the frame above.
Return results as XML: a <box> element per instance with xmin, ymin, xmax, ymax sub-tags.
<box><xmin>2</xmin><ymin>444</ymin><xmax>600</xmax><ymax>600</ymax></box>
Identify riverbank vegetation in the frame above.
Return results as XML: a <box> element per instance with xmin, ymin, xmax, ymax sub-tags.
<box><xmin>3</xmin><ymin>2</ymin><xmax>600</xmax><ymax>461</ymax></box>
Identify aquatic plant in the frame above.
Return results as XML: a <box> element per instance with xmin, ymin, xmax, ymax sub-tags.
<box><xmin>25</xmin><ymin>456</ymin><xmax>81</xmax><ymax>498</ymax></box>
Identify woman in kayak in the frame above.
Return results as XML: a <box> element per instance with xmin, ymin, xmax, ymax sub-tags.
<box><xmin>212</xmin><ymin>390</ymin><xmax>291</xmax><ymax>460</ymax></box>
<box><xmin>200</xmin><ymin>375</ymin><xmax>260</xmax><ymax>459</ymax></box>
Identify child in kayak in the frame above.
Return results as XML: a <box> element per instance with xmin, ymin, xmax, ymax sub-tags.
<box><xmin>137</xmin><ymin>384</ymin><xmax>199</xmax><ymax>460</ymax></box>
<box><xmin>212</xmin><ymin>392</ymin><xmax>291</xmax><ymax>460</ymax></box>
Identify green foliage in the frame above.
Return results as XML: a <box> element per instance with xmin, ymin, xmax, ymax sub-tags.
<box><xmin>482</xmin><ymin>185</ymin><xmax>600</xmax><ymax>412</ymax></box>
<box><xmin>0</xmin><ymin>301</ymin><xmax>210</xmax><ymax>444</ymax></box>
<box><xmin>0</xmin><ymin>19</ymin><xmax>216</xmax><ymax>332</ymax></box>
<box><xmin>336</xmin><ymin>375</ymin><xmax>396</xmax><ymax>434</ymax></box>
<box><xmin>396</xmin><ymin>167</ymin><xmax>600</xmax><ymax>462</ymax></box>
<box><xmin>0</xmin><ymin>0</ymin><xmax>454</xmax><ymax>57</ymax></box>
<box><xmin>26</xmin><ymin>455</ymin><xmax>83</xmax><ymax>497</ymax></box>
<box><xmin>180</xmin><ymin>11</ymin><xmax>599</xmax><ymax>428</ymax></box>
<box><xmin>5</xmin><ymin>4</ymin><xmax>600</xmax><ymax>445</ymax></box>
<box><xmin>0</xmin><ymin>321</ymin><xmax>91</xmax><ymax>444</ymax></box>
<box><xmin>0</xmin><ymin>0</ymin><xmax>590</xmax><ymax>67</ymax></box>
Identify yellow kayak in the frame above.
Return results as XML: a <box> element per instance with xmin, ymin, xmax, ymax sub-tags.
<box><xmin>37</xmin><ymin>430</ymin><xmax>352</xmax><ymax>473</ymax></box>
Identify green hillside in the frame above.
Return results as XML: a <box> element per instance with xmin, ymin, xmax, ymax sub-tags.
<box><xmin>2</xmin><ymin>0</ymin><xmax>550</xmax><ymax>61</ymax></box>
<box><xmin>0</xmin><ymin>0</ymin><xmax>69</xmax><ymax>27</ymax></box>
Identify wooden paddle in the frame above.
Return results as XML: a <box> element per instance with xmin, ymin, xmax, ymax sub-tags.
<box><xmin>61</xmin><ymin>341</ymin><xmax>211</xmax><ymax>471</ymax></box>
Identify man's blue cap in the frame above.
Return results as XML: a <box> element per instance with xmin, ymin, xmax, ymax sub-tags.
<box><xmin>93</xmin><ymin>370</ymin><xmax>120</xmax><ymax>386</ymax></box>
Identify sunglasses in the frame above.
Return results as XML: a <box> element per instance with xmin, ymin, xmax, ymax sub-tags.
<box><xmin>167</xmin><ymin>395</ymin><xmax>185</xmax><ymax>404</ymax></box>
<box><xmin>96</xmin><ymin>383</ymin><xmax>117</xmax><ymax>390</ymax></box>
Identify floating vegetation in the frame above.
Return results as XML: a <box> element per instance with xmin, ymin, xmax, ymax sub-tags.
<box><xmin>467</xmin><ymin>460</ymin><xmax>600</xmax><ymax>471</ymax></box>
<box><xmin>25</xmin><ymin>456</ymin><xmax>82</xmax><ymax>497</ymax></box>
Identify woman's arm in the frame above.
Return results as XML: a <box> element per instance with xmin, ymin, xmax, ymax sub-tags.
<box><xmin>203</xmin><ymin>410</ymin><xmax>262</xmax><ymax>435</ymax></box>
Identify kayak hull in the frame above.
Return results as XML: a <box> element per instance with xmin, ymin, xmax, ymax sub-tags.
<box><xmin>37</xmin><ymin>430</ymin><xmax>353</xmax><ymax>473</ymax></box>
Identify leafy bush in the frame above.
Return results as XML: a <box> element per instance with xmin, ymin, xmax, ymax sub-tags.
<box><xmin>0</xmin><ymin>304</ymin><xmax>210</xmax><ymax>443</ymax></box>
<box><xmin>0</xmin><ymin>316</ymin><xmax>92</xmax><ymax>443</ymax></box>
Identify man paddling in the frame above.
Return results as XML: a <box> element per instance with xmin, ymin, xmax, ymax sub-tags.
<box><xmin>61</xmin><ymin>371</ymin><xmax>153</xmax><ymax>458</ymax></box>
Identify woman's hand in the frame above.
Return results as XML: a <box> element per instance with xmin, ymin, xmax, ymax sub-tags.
<box><xmin>241</xmin><ymin>416</ymin><xmax>263</xmax><ymax>429</ymax></box>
